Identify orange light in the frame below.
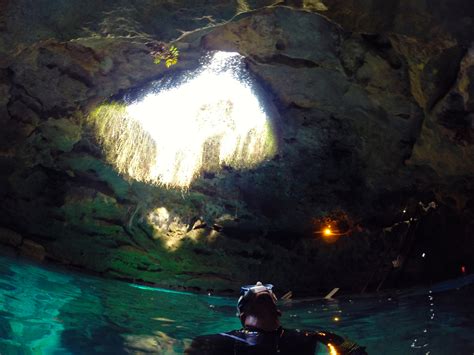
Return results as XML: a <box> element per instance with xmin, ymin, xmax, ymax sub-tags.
<box><xmin>328</xmin><ymin>343</ymin><xmax>339</xmax><ymax>355</ymax></box>
<box><xmin>333</xmin><ymin>316</ymin><xmax>340</xmax><ymax>322</ymax></box>
<box><xmin>323</xmin><ymin>227</ymin><xmax>332</xmax><ymax>236</ymax></box>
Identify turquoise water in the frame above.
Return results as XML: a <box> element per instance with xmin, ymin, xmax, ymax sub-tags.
<box><xmin>0</xmin><ymin>253</ymin><xmax>473</xmax><ymax>354</ymax></box>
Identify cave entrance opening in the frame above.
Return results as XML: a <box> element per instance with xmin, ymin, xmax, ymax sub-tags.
<box><xmin>89</xmin><ymin>51</ymin><xmax>277</xmax><ymax>189</ymax></box>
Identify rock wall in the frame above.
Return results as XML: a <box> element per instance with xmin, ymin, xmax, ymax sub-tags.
<box><xmin>0</xmin><ymin>2</ymin><xmax>473</xmax><ymax>294</ymax></box>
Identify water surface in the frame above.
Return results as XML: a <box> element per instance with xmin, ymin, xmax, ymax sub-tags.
<box><xmin>0</xmin><ymin>253</ymin><xmax>473</xmax><ymax>354</ymax></box>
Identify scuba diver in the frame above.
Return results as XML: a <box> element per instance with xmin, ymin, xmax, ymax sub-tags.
<box><xmin>185</xmin><ymin>282</ymin><xmax>367</xmax><ymax>354</ymax></box>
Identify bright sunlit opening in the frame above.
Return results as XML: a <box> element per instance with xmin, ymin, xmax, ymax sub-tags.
<box><xmin>89</xmin><ymin>51</ymin><xmax>276</xmax><ymax>189</ymax></box>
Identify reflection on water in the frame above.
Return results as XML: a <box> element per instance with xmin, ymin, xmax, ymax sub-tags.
<box><xmin>0</xmin><ymin>253</ymin><xmax>473</xmax><ymax>354</ymax></box>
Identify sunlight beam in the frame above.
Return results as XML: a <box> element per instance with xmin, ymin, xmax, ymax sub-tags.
<box><xmin>89</xmin><ymin>51</ymin><xmax>276</xmax><ymax>189</ymax></box>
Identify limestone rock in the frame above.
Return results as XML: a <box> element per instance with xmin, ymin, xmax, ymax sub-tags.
<box><xmin>408</xmin><ymin>45</ymin><xmax>474</xmax><ymax>179</ymax></box>
<box><xmin>0</xmin><ymin>0</ymin><xmax>276</xmax><ymax>63</ymax></box>
<box><xmin>0</xmin><ymin>227</ymin><xmax>23</xmax><ymax>247</ymax></box>
<box><xmin>202</xmin><ymin>6</ymin><xmax>343</xmax><ymax>69</ymax></box>
<box><xmin>312</xmin><ymin>0</ymin><xmax>474</xmax><ymax>45</ymax></box>
<box><xmin>20</xmin><ymin>239</ymin><xmax>46</xmax><ymax>261</ymax></box>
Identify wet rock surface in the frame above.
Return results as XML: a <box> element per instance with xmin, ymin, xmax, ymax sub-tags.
<box><xmin>0</xmin><ymin>2</ymin><xmax>473</xmax><ymax>294</ymax></box>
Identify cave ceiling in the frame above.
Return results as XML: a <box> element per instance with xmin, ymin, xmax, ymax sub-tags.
<box><xmin>0</xmin><ymin>0</ymin><xmax>473</xmax><ymax>293</ymax></box>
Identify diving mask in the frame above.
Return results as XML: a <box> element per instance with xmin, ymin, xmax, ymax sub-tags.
<box><xmin>237</xmin><ymin>281</ymin><xmax>277</xmax><ymax>316</ymax></box>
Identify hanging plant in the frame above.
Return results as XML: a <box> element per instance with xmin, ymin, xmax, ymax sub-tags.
<box><xmin>146</xmin><ymin>41</ymin><xmax>179</xmax><ymax>68</ymax></box>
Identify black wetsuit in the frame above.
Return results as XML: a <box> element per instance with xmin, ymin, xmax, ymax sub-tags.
<box><xmin>185</xmin><ymin>327</ymin><xmax>368</xmax><ymax>354</ymax></box>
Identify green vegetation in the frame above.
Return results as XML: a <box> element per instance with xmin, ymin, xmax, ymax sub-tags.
<box><xmin>87</xmin><ymin>102</ymin><xmax>158</xmax><ymax>184</ymax></box>
<box><xmin>147</xmin><ymin>42</ymin><xmax>179</xmax><ymax>68</ymax></box>
<box><xmin>87</xmin><ymin>101</ymin><xmax>276</xmax><ymax>189</ymax></box>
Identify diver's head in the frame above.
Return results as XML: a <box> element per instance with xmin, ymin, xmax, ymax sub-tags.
<box><xmin>237</xmin><ymin>281</ymin><xmax>281</xmax><ymax>331</ymax></box>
